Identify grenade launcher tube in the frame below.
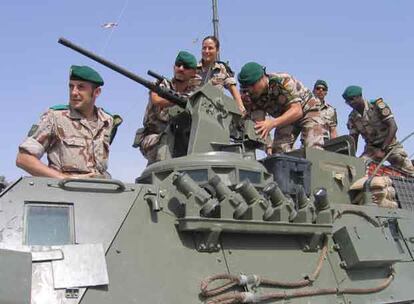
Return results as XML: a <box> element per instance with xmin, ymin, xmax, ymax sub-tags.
<box><xmin>58</xmin><ymin>37</ymin><xmax>187</xmax><ymax>108</ymax></box>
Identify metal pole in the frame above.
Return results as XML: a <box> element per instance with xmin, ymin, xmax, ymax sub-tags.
<box><xmin>212</xmin><ymin>0</ymin><xmax>220</xmax><ymax>60</ymax></box>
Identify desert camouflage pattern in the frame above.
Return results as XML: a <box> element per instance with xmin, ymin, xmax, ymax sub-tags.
<box><xmin>347</xmin><ymin>98</ymin><xmax>414</xmax><ymax>175</ymax></box>
<box><xmin>192</xmin><ymin>61</ymin><xmax>236</xmax><ymax>91</ymax></box>
<box><xmin>138</xmin><ymin>79</ymin><xmax>195</xmax><ymax>164</ymax></box>
<box><xmin>19</xmin><ymin>106</ymin><xmax>114</xmax><ymax>177</ymax></box>
<box><xmin>243</xmin><ymin>72</ymin><xmax>325</xmax><ymax>152</ymax></box>
<box><xmin>320</xmin><ymin>101</ymin><xmax>337</xmax><ymax>141</ymax></box>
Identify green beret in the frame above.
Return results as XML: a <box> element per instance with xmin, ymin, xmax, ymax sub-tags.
<box><xmin>314</xmin><ymin>79</ymin><xmax>328</xmax><ymax>89</ymax></box>
<box><xmin>175</xmin><ymin>51</ymin><xmax>197</xmax><ymax>69</ymax></box>
<box><xmin>238</xmin><ymin>62</ymin><xmax>265</xmax><ymax>86</ymax></box>
<box><xmin>70</xmin><ymin>65</ymin><xmax>104</xmax><ymax>86</ymax></box>
<box><xmin>342</xmin><ymin>85</ymin><xmax>362</xmax><ymax>100</ymax></box>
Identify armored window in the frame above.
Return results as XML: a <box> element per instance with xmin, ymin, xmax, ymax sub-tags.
<box><xmin>24</xmin><ymin>203</ymin><xmax>74</xmax><ymax>246</ymax></box>
<box><xmin>239</xmin><ymin>170</ymin><xmax>261</xmax><ymax>184</ymax></box>
<box><xmin>180</xmin><ymin>169</ymin><xmax>208</xmax><ymax>183</ymax></box>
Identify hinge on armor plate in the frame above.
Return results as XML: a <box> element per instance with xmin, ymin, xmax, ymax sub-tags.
<box><xmin>302</xmin><ymin>233</ymin><xmax>324</xmax><ymax>252</ymax></box>
<box><xmin>65</xmin><ymin>288</ymin><xmax>79</xmax><ymax>299</ymax></box>
<box><xmin>195</xmin><ymin>228</ymin><xmax>222</xmax><ymax>252</ymax></box>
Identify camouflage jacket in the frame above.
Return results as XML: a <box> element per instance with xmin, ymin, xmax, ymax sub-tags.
<box><xmin>242</xmin><ymin>73</ymin><xmax>321</xmax><ymax>118</ymax></box>
<box><xmin>347</xmin><ymin>98</ymin><xmax>394</xmax><ymax>146</ymax></box>
<box><xmin>142</xmin><ymin>79</ymin><xmax>195</xmax><ymax>134</ymax></box>
<box><xmin>192</xmin><ymin>60</ymin><xmax>237</xmax><ymax>91</ymax></box>
<box><xmin>19</xmin><ymin>105</ymin><xmax>115</xmax><ymax>176</ymax></box>
<box><xmin>320</xmin><ymin>100</ymin><xmax>337</xmax><ymax>138</ymax></box>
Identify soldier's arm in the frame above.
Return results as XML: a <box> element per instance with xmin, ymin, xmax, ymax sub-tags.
<box><xmin>272</xmin><ymin>102</ymin><xmax>303</xmax><ymax>128</ymax></box>
<box><xmin>16</xmin><ymin>111</ymin><xmax>60</xmax><ymax>177</ymax></box>
<box><xmin>16</xmin><ymin>152</ymin><xmax>94</xmax><ymax>179</ymax></box>
<box><xmin>16</xmin><ymin>111</ymin><xmax>93</xmax><ymax>179</ymax></box>
<box><xmin>330</xmin><ymin>109</ymin><xmax>338</xmax><ymax>139</ymax></box>
<box><xmin>150</xmin><ymin>91</ymin><xmax>175</xmax><ymax>108</ymax></box>
<box><xmin>228</xmin><ymin>85</ymin><xmax>246</xmax><ymax>115</ymax></box>
<box><xmin>347</xmin><ymin>114</ymin><xmax>359</xmax><ymax>151</ymax></box>
<box><xmin>382</xmin><ymin>117</ymin><xmax>397</xmax><ymax>150</ymax></box>
<box><xmin>16</xmin><ymin>152</ymin><xmax>67</xmax><ymax>179</ymax></box>
<box><xmin>254</xmin><ymin>103</ymin><xmax>302</xmax><ymax>139</ymax></box>
<box><xmin>330</xmin><ymin>127</ymin><xmax>338</xmax><ymax>139</ymax></box>
<box><xmin>350</xmin><ymin>134</ymin><xmax>359</xmax><ymax>151</ymax></box>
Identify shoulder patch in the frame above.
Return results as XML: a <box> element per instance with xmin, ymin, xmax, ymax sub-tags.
<box><xmin>109</xmin><ymin>114</ymin><xmax>123</xmax><ymax>144</ymax></box>
<box><xmin>49</xmin><ymin>104</ymin><xmax>69</xmax><ymax>111</ymax></box>
<box><xmin>381</xmin><ymin>108</ymin><xmax>391</xmax><ymax>116</ymax></box>
<box><xmin>27</xmin><ymin>124</ymin><xmax>39</xmax><ymax>137</ymax></box>
<box><xmin>370</xmin><ymin>98</ymin><xmax>387</xmax><ymax>108</ymax></box>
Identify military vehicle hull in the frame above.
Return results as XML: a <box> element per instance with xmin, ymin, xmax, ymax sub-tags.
<box><xmin>1</xmin><ymin>149</ymin><xmax>414</xmax><ymax>304</ymax></box>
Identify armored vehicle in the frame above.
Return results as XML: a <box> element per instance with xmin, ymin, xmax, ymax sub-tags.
<box><xmin>2</xmin><ymin>40</ymin><xmax>414</xmax><ymax>304</ymax></box>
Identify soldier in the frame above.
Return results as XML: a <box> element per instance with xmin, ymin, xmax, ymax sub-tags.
<box><xmin>193</xmin><ymin>36</ymin><xmax>246</xmax><ymax>115</ymax></box>
<box><xmin>238</xmin><ymin>62</ymin><xmax>325</xmax><ymax>154</ymax></box>
<box><xmin>135</xmin><ymin>51</ymin><xmax>197</xmax><ymax>164</ymax></box>
<box><xmin>313</xmin><ymin>80</ymin><xmax>338</xmax><ymax>141</ymax></box>
<box><xmin>343</xmin><ymin>85</ymin><xmax>414</xmax><ymax>175</ymax></box>
<box><xmin>16</xmin><ymin>65</ymin><xmax>121</xmax><ymax>179</ymax></box>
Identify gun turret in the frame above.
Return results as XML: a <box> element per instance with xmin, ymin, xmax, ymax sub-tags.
<box><xmin>58</xmin><ymin>37</ymin><xmax>187</xmax><ymax>108</ymax></box>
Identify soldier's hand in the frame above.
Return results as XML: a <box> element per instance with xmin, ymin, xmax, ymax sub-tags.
<box><xmin>60</xmin><ymin>172</ymin><xmax>97</xmax><ymax>179</ymax></box>
<box><xmin>254</xmin><ymin>119</ymin><xmax>276</xmax><ymax>139</ymax></box>
<box><xmin>374</xmin><ymin>149</ymin><xmax>386</xmax><ymax>160</ymax></box>
<box><xmin>266</xmin><ymin>147</ymin><xmax>273</xmax><ymax>155</ymax></box>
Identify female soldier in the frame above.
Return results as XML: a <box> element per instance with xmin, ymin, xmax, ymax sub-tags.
<box><xmin>194</xmin><ymin>36</ymin><xmax>246</xmax><ymax>115</ymax></box>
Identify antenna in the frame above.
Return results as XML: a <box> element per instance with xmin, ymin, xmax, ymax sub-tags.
<box><xmin>212</xmin><ymin>0</ymin><xmax>220</xmax><ymax>60</ymax></box>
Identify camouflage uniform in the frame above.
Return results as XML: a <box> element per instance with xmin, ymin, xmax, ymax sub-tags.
<box><xmin>347</xmin><ymin>98</ymin><xmax>414</xmax><ymax>175</ymax></box>
<box><xmin>192</xmin><ymin>61</ymin><xmax>236</xmax><ymax>91</ymax></box>
<box><xmin>19</xmin><ymin>105</ymin><xmax>115</xmax><ymax>177</ymax></box>
<box><xmin>243</xmin><ymin>73</ymin><xmax>325</xmax><ymax>153</ymax></box>
<box><xmin>320</xmin><ymin>101</ymin><xmax>337</xmax><ymax>141</ymax></box>
<box><xmin>137</xmin><ymin>79</ymin><xmax>194</xmax><ymax>164</ymax></box>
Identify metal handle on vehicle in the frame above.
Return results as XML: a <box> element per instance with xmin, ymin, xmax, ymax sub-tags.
<box><xmin>58</xmin><ymin>178</ymin><xmax>126</xmax><ymax>192</ymax></box>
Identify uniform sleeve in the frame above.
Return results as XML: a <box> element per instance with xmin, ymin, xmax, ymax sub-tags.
<box><xmin>374</xmin><ymin>99</ymin><xmax>394</xmax><ymax>122</ymax></box>
<box><xmin>271</xmin><ymin>75</ymin><xmax>302</xmax><ymax>107</ymax></box>
<box><xmin>19</xmin><ymin>111</ymin><xmax>56</xmax><ymax>159</ymax></box>
<box><xmin>346</xmin><ymin>114</ymin><xmax>359</xmax><ymax>136</ymax></box>
<box><xmin>221</xmin><ymin>64</ymin><xmax>237</xmax><ymax>89</ymax></box>
<box><xmin>328</xmin><ymin>108</ymin><xmax>338</xmax><ymax>127</ymax></box>
<box><xmin>240</xmin><ymin>90</ymin><xmax>254</xmax><ymax>113</ymax></box>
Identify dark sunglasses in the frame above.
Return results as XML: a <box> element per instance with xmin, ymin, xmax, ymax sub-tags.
<box><xmin>315</xmin><ymin>86</ymin><xmax>327</xmax><ymax>92</ymax></box>
<box><xmin>175</xmin><ymin>61</ymin><xmax>193</xmax><ymax>69</ymax></box>
<box><xmin>345</xmin><ymin>97</ymin><xmax>356</xmax><ymax>104</ymax></box>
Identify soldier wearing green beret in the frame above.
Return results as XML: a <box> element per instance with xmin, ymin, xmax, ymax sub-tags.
<box><xmin>313</xmin><ymin>80</ymin><xmax>338</xmax><ymax>141</ymax></box>
<box><xmin>134</xmin><ymin>51</ymin><xmax>197</xmax><ymax>165</ymax></box>
<box><xmin>17</xmin><ymin>65</ymin><xmax>122</xmax><ymax>179</ymax></box>
<box><xmin>238</xmin><ymin>62</ymin><xmax>325</xmax><ymax>154</ymax></box>
<box><xmin>343</xmin><ymin>85</ymin><xmax>414</xmax><ymax>175</ymax></box>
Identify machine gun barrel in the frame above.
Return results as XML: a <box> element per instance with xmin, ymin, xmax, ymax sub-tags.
<box><xmin>147</xmin><ymin>70</ymin><xmax>168</xmax><ymax>82</ymax></box>
<box><xmin>58</xmin><ymin>37</ymin><xmax>187</xmax><ymax>108</ymax></box>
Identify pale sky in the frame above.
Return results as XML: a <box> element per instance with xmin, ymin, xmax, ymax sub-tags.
<box><xmin>1</xmin><ymin>0</ymin><xmax>414</xmax><ymax>182</ymax></box>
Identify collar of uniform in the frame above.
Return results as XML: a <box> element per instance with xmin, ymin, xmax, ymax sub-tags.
<box><xmin>171</xmin><ymin>77</ymin><xmax>194</xmax><ymax>94</ymax></box>
<box><xmin>68</xmin><ymin>106</ymin><xmax>110</xmax><ymax>123</ymax></box>
<box><xmin>197</xmin><ymin>60</ymin><xmax>220</xmax><ymax>72</ymax></box>
<box><xmin>68</xmin><ymin>106</ymin><xmax>84</xmax><ymax>120</ymax></box>
<box><xmin>362</xmin><ymin>99</ymin><xmax>371</xmax><ymax>117</ymax></box>
<box><xmin>96</xmin><ymin>107</ymin><xmax>112</xmax><ymax>125</ymax></box>
<box><xmin>353</xmin><ymin>99</ymin><xmax>370</xmax><ymax>118</ymax></box>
